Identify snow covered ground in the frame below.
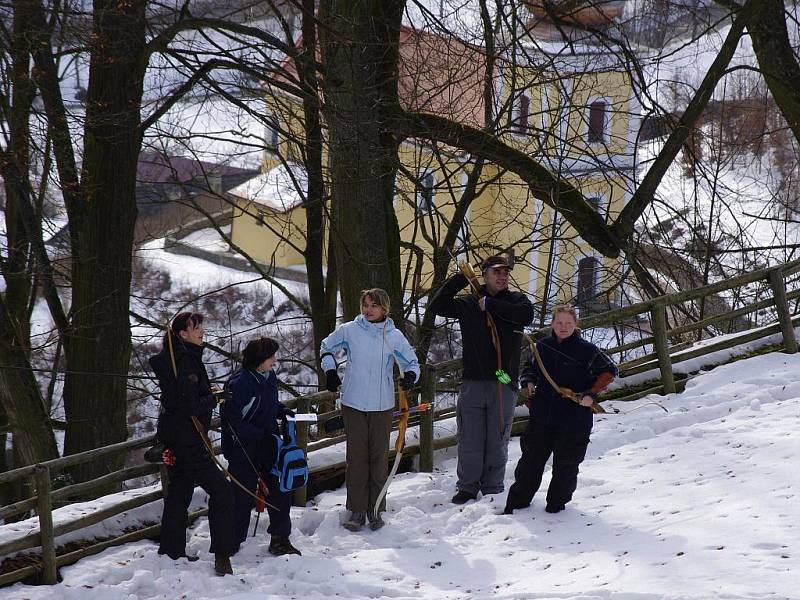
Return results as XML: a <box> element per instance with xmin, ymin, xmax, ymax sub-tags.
<box><xmin>3</xmin><ymin>350</ymin><xmax>798</xmax><ymax>599</ymax></box>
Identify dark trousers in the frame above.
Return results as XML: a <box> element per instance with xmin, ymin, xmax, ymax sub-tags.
<box><xmin>342</xmin><ymin>404</ymin><xmax>393</xmax><ymax>514</ymax></box>
<box><xmin>159</xmin><ymin>455</ymin><xmax>236</xmax><ymax>558</ymax></box>
<box><xmin>229</xmin><ymin>458</ymin><xmax>291</xmax><ymax>545</ymax></box>
<box><xmin>505</xmin><ymin>419</ymin><xmax>590</xmax><ymax>510</ymax></box>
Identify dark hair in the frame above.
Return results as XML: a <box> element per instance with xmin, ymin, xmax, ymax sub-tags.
<box><xmin>163</xmin><ymin>312</ymin><xmax>204</xmax><ymax>350</ymax></box>
<box><xmin>242</xmin><ymin>337</ymin><xmax>279</xmax><ymax>370</ymax></box>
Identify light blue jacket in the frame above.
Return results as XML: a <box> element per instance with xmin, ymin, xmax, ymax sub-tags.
<box><xmin>320</xmin><ymin>315</ymin><xmax>420</xmax><ymax>412</ymax></box>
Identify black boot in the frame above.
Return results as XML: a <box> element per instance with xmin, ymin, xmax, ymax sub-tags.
<box><xmin>269</xmin><ymin>535</ymin><xmax>302</xmax><ymax>556</ymax></box>
<box><xmin>451</xmin><ymin>491</ymin><xmax>476</xmax><ymax>505</ymax></box>
<box><xmin>214</xmin><ymin>553</ymin><xmax>233</xmax><ymax>576</ymax></box>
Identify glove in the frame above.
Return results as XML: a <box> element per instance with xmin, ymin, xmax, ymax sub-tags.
<box><xmin>325</xmin><ymin>369</ymin><xmax>342</xmax><ymax>392</ymax></box>
<box><xmin>161</xmin><ymin>448</ymin><xmax>176</xmax><ymax>467</ymax></box>
<box><xmin>400</xmin><ymin>371</ymin><xmax>416</xmax><ymax>392</ymax></box>
<box><xmin>283</xmin><ymin>408</ymin><xmax>296</xmax><ymax>419</ymax></box>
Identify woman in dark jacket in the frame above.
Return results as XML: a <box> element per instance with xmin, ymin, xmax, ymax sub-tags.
<box><xmin>149</xmin><ymin>312</ymin><xmax>236</xmax><ymax>576</ymax></box>
<box><xmin>504</xmin><ymin>305</ymin><xmax>617</xmax><ymax>515</ymax></box>
<box><xmin>222</xmin><ymin>337</ymin><xmax>300</xmax><ymax>556</ymax></box>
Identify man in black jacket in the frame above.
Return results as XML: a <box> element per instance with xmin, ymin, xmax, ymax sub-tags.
<box><xmin>429</xmin><ymin>256</ymin><xmax>534</xmax><ymax>504</ymax></box>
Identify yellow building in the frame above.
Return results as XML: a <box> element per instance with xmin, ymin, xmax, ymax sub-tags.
<box><xmin>229</xmin><ymin>22</ymin><xmax>638</xmax><ymax>316</ymax></box>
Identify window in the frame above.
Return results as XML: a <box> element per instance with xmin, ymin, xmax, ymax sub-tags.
<box><xmin>265</xmin><ymin>115</ymin><xmax>280</xmax><ymax>150</ymax></box>
<box><xmin>576</xmin><ymin>256</ymin><xmax>600</xmax><ymax>305</ymax></box>
<box><xmin>513</xmin><ymin>93</ymin><xmax>531</xmax><ymax>136</ymax></box>
<box><xmin>587</xmin><ymin>100</ymin><xmax>607</xmax><ymax>144</ymax></box>
<box><xmin>587</xmin><ymin>195</ymin><xmax>607</xmax><ymax>220</ymax></box>
<box><xmin>416</xmin><ymin>172</ymin><xmax>435</xmax><ymax>213</ymax></box>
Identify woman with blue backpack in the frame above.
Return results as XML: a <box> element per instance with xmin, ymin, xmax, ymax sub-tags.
<box><xmin>222</xmin><ymin>336</ymin><xmax>301</xmax><ymax>556</ymax></box>
<box><xmin>320</xmin><ymin>288</ymin><xmax>420</xmax><ymax>532</ymax></box>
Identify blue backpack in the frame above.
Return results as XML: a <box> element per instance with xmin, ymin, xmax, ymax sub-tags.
<box><xmin>271</xmin><ymin>418</ymin><xmax>309</xmax><ymax>493</ymax></box>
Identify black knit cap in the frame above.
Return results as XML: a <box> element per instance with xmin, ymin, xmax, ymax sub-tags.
<box><xmin>480</xmin><ymin>255</ymin><xmax>512</xmax><ymax>272</ymax></box>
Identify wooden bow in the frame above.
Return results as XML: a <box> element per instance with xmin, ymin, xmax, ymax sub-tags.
<box><xmin>372</xmin><ymin>373</ymin><xmax>410</xmax><ymax>519</ymax></box>
<box><xmin>521</xmin><ymin>332</ymin><xmax>607</xmax><ymax>414</ymax></box>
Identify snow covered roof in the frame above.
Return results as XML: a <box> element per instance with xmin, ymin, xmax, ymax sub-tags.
<box><xmin>228</xmin><ymin>162</ymin><xmax>307</xmax><ymax>212</ymax></box>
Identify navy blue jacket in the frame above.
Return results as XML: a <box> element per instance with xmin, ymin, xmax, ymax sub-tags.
<box><xmin>221</xmin><ymin>368</ymin><xmax>285</xmax><ymax>466</ymax></box>
<box><xmin>521</xmin><ymin>331</ymin><xmax>618</xmax><ymax>435</ymax></box>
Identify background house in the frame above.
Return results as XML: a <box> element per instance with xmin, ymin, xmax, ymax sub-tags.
<box><xmin>228</xmin><ymin>16</ymin><xmax>638</xmax><ymax>318</ymax></box>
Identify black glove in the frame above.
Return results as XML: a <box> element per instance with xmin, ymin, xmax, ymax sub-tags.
<box><xmin>282</xmin><ymin>408</ymin><xmax>296</xmax><ymax>419</ymax></box>
<box><xmin>325</xmin><ymin>369</ymin><xmax>341</xmax><ymax>392</ymax></box>
<box><xmin>400</xmin><ymin>371</ymin><xmax>416</xmax><ymax>392</ymax></box>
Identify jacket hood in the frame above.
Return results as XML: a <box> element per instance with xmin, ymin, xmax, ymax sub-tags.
<box><xmin>149</xmin><ymin>341</ymin><xmax>204</xmax><ymax>379</ymax></box>
<box><xmin>355</xmin><ymin>313</ymin><xmax>396</xmax><ymax>334</ymax></box>
<box><xmin>148</xmin><ymin>349</ymin><xmax>171</xmax><ymax>379</ymax></box>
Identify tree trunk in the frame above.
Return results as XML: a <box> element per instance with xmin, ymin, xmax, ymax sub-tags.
<box><xmin>299</xmin><ymin>0</ymin><xmax>338</xmax><ymax>392</ymax></box>
<box><xmin>746</xmin><ymin>0</ymin><xmax>800</xmax><ymax>144</ymax></box>
<box><xmin>0</xmin><ymin>0</ymin><xmax>59</xmax><ymax>501</ymax></box>
<box><xmin>61</xmin><ymin>1</ymin><xmax>146</xmax><ymax>484</ymax></box>
<box><xmin>0</xmin><ymin>294</ymin><xmax>60</xmax><ymax>466</ymax></box>
<box><xmin>319</xmin><ymin>0</ymin><xmax>406</xmax><ymax>323</ymax></box>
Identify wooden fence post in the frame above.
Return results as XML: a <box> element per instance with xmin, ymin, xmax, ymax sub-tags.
<box><xmin>768</xmin><ymin>268</ymin><xmax>798</xmax><ymax>354</ymax></box>
<box><xmin>35</xmin><ymin>465</ymin><xmax>57</xmax><ymax>584</ymax></box>
<box><xmin>418</xmin><ymin>364</ymin><xmax>435</xmax><ymax>473</ymax></box>
<box><xmin>292</xmin><ymin>397</ymin><xmax>310</xmax><ymax>507</ymax></box>
<box><xmin>650</xmin><ymin>303</ymin><xmax>676</xmax><ymax>394</ymax></box>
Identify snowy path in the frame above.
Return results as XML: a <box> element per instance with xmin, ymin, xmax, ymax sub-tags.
<box><xmin>3</xmin><ymin>353</ymin><xmax>798</xmax><ymax>599</ymax></box>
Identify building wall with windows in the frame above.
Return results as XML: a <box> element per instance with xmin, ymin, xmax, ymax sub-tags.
<box><xmin>228</xmin><ymin>32</ymin><xmax>637</xmax><ymax>313</ymax></box>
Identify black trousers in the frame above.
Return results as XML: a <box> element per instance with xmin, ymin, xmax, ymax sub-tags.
<box><xmin>158</xmin><ymin>455</ymin><xmax>236</xmax><ymax>558</ymax></box>
<box><xmin>229</xmin><ymin>458</ymin><xmax>292</xmax><ymax>545</ymax></box>
<box><xmin>505</xmin><ymin>419</ymin><xmax>590</xmax><ymax>510</ymax></box>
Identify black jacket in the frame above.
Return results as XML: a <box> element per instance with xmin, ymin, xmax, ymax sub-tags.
<box><xmin>429</xmin><ymin>273</ymin><xmax>534</xmax><ymax>388</ymax></box>
<box><xmin>521</xmin><ymin>331</ymin><xmax>618</xmax><ymax>434</ymax></box>
<box><xmin>149</xmin><ymin>341</ymin><xmax>217</xmax><ymax>463</ymax></box>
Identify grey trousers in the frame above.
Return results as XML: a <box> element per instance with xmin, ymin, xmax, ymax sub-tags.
<box><xmin>455</xmin><ymin>379</ymin><xmax>517</xmax><ymax>496</ymax></box>
<box><xmin>342</xmin><ymin>404</ymin><xmax>394</xmax><ymax>514</ymax></box>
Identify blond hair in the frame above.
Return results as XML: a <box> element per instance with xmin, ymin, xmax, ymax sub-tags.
<box><xmin>360</xmin><ymin>288</ymin><xmax>391</xmax><ymax>315</ymax></box>
<box><xmin>551</xmin><ymin>304</ymin><xmax>579</xmax><ymax>325</ymax></box>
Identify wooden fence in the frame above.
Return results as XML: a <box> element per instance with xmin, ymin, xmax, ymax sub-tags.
<box><xmin>1</xmin><ymin>258</ymin><xmax>799</xmax><ymax>586</ymax></box>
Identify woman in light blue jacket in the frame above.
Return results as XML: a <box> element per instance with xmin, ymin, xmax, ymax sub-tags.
<box><xmin>320</xmin><ymin>288</ymin><xmax>420</xmax><ymax>532</ymax></box>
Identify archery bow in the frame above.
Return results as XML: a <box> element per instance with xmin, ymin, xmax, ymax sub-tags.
<box><xmin>519</xmin><ymin>331</ymin><xmax>668</xmax><ymax>415</ymax></box>
<box><xmin>525</xmin><ymin>332</ymin><xmax>607</xmax><ymax>414</ymax></box>
<box><xmin>372</xmin><ymin>372</ymin><xmax>412</xmax><ymax>520</ymax></box>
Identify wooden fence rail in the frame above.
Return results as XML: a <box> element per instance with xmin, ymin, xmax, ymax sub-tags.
<box><xmin>2</xmin><ymin>258</ymin><xmax>800</xmax><ymax>586</ymax></box>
